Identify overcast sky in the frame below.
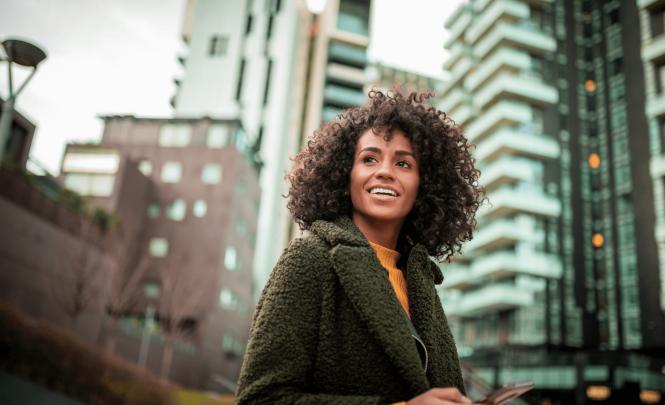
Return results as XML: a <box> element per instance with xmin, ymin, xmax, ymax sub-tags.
<box><xmin>1</xmin><ymin>0</ymin><xmax>462</xmax><ymax>174</ymax></box>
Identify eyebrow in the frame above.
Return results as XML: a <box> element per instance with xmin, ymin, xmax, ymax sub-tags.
<box><xmin>359</xmin><ymin>146</ymin><xmax>416</xmax><ymax>158</ymax></box>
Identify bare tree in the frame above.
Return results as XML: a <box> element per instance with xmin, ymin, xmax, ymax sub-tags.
<box><xmin>157</xmin><ymin>254</ymin><xmax>212</xmax><ymax>381</ymax></box>
<box><xmin>51</xmin><ymin>218</ymin><xmax>105</xmax><ymax>330</ymax></box>
<box><xmin>100</xmin><ymin>221</ymin><xmax>151</xmax><ymax>354</ymax></box>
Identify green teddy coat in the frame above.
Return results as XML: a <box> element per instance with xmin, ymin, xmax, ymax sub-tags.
<box><xmin>236</xmin><ymin>217</ymin><xmax>465</xmax><ymax>404</ymax></box>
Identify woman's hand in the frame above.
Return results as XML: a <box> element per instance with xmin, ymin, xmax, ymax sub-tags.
<box><xmin>405</xmin><ymin>388</ymin><xmax>477</xmax><ymax>405</ymax></box>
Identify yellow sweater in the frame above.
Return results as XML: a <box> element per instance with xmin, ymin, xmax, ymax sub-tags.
<box><xmin>369</xmin><ymin>241</ymin><xmax>410</xmax><ymax>405</ymax></box>
<box><xmin>369</xmin><ymin>241</ymin><xmax>411</xmax><ymax>319</ymax></box>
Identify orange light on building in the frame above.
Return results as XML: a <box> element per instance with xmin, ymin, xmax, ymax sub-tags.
<box><xmin>592</xmin><ymin>233</ymin><xmax>604</xmax><ymax>248</ymax></box>
<box><xmin>640</xmin><ymin>390</ymin><xmax>661</xmax><ymax>404</ymax></box>
<box><xmin>586</xmin><ymin>385</ymin><xmax>611</xmax><ymax>400</ymax></box>
<box><xmin>588</xmin><ymin>153</ymin><xmax>601</xmax><ymax>169</ymax></box>
<box><xmin>585</xmin><ymin>80</ymin><xmax>597</xmax><ymax>92</ymax></box>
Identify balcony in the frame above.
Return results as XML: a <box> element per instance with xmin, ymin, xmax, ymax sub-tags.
<box><xmin>441</xmin><ymin>264</ymin><xmax>478</xmax><ymax>290</ymax></box>
<box><xmin>450</xmin><ymin>104</ymin><xmax>476</xmax><ymax>127</ymax></box>
<box><xmin>479</xmin><ymin>186</ymin><xmax>561</xmax><ymax>219</ymax></box>
<box><xmin>474</xmin><ymin>127</ymin><xmax>560</xmax><ymax>161</ymax></box>
<box><xmin>441</xmin><ymin>87</ymin><xmax>470</xmax><ymax>113</ymax></box>
<box><xmin>445</xmin><ymin>5</ymin><xmax>473</xmax><ymax>48</ymax></box>
<box><xmin>646</xmin><ymin>93</ymin><xmax>665</xmax><ymax>119</ymax></box>
<box><xmin>467</xmin><ymin>0</ymin><xmax>528</xmax><ymax>45</ymax></box>
<box><xmin>326</xmin><ymin>63</ymin><xmax>366</xmax><ymax>86</ymax></box>
<box><xmin>441</xmin><ymin>57</ymin><xmax>474</xmax><ymax>97</ymax></box>
<box><xmin>473</xmin><ymin>72</ymin><xmax>558</xmax><ymax>111</ymax></box>
<box><xmin>465</xmin><ymin>48</ymin><xmax>530</xmax><ymax>91</ymax></box>
<box><xmin>445</xmin><ymin>283</ymin><xmax>534</xmax><ymax>317</ymax></box>
<box><xmin>474</xmin><ymin>21</ymin><xmax>556</xmax><ymax>60</ymax></box>
<box><xmin>328</xmin><ymin>41</ymin><xmax>367</xmax><ymax>69</ymax></box>
<box><xmin>464</xmin><ymin>218</ymin><xmax>530</xmax><ymax>253</ymax></box>
<box><xmin>478</xmin><ymin>157</ymin><xmax>538</xmax><ymax>190</ymax></box>
<box><xmin>323</xmin><ymin>84</ymin><xmax>365</xmax><ymax>108</ymax></box>
<box><xmin>466</xmin><ymin>101</ymin><xmax>532</xmax><ymax>143</ymax></box>
<box><xmin>651</xmin><ymin>154</ymin><xmax>665</xmax><ymax>177</ymax></box>
<box><xmin>656</xmin><ymin>222</ymin><xmax>665</xmax><ymax>241</ymax></box>
<box><xmin>638</xmin><ymin>0</ymin><xmax>665</xmax><ymax>10</ymax></box>
<box><xmin>471</xmin><ymin>250</ymin><xmax>563</xmax><ymax>280</ymax></box>
<box><xmin>642</xmin><ymin>34</ymin><xmax>665</xmax><ymax>64</ymax></box>
<box><xmin>443</xmin><ymin>42</ymin><xmax>468</xmax><ymax>71</ymax></box>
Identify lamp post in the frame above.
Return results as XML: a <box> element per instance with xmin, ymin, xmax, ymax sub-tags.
<box><xmin>0</xmin><ymin>38</ymin><xmax>47</xmax><ymax>162</ymax></box>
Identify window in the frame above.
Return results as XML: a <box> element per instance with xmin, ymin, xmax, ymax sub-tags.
<box><xmin>236</xmin><ymin>59</ymin><xmax>246</xmax><ymax>101</ymax></box>
<box><xmin>209</xmin><ymin>35</ymin><xmax>229</xmax><ymax>56</ymax></box>
<box><xmin>263</xmin><ymin>59</ymin><xmax>273</xmax><ymax>106</ymax></box>
<box><xmin>167</xmin><ymin>199</ymin><xmax>187</xmax><ymax>221</ymax></box>
<box><xmin>161</xmin><ymin>162</ymin><xmax>182</xmax><ymax>183</ymax></box>
<box><xmin>225</xmin><ymin>246</ymin><xmax>237</xmax><ymax>270</ymax></box>
<box><xmin>245</xmin><ymin>15</ymin><xmax>253</xmax><ymax>34</ymax></box>
<box><xmin>219</xmin><ymin>288</ymin><xmax>238</xmax><ymax>310</ymax></box>
<box><xmin>62</xmin><ymin>152</ymin><xmax>119</xmax><ymax>173</ymax></box>
<box><xmin>193</xmin><ymin>200</ymin><xmax>207</xmax><ymax>218</ymax></box>
<box><xmin>207</xmin><ymin>125</ymin><xmax>229</xmax><ymax>148</ymax></box>
<box><xmin>64</xmin><ymin>173</ymin><xmax>115</xmax><ymax>197</ymax></box>
<box><xmin>138</xmin><ymin>160</ymin><xmax>152</xmax><ymax>176</ymax></box>
<box><xmin>265</xmin><ymin>15</ymin><xmax>274</xmax><ymax>40</ymax></box>
<box><xmin>159</xmin><ymin>124</ymin><xmax>191</xmax><ymax>147</ymax></box>
<box><xmin>201</xmin><ymin>163</ymin><xmax>222</xmax><ymax>184</ymax></box>
<box><xmin>149</xmin><ymin>238</ymin><xmax>169</xmax><ymax>257</ymax></box>
<box><xmin>147</xmin><ymin>202</ymin><xmax>160</xmax><ymax>218</ymax></box>
<box><xmin>144</xmin><ymin>282</ymin><xmax>160</xmax><ymax>298</ymax></box>
<box><xmin>337</xmin><ymin>0</ymin><xmax>370</xmax><ymax>36</ymax></box>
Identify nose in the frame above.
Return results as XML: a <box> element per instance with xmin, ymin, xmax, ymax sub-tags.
<box><xmin>374</xmin><ymin>159</ymin><xmax>395</xmax><ymax>180</ymax></box>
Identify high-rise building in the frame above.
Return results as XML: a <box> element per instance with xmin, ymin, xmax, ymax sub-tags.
<box><xmin>440</xmin><ymin>0</ymin><xmax>665</xmax><ymax>402</ymax></box>
<box><xmin>170</xmin><ymin>0</ymin><xmax>373</xmax><ymax>296</ymax></box>
<box><xmin>365</xmin><ymin>62</ymin><xmax>443</xmax><ymax>98</ymax></box>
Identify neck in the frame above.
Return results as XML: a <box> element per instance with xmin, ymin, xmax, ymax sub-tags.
<box><xmin>351</xmin><ymin>212</ymin><xmax>402</xmax><ymax>250</ymax></box>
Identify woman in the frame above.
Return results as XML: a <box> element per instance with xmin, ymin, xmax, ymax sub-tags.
<box><xmin>236</xmin><ymin>90</ymin><xmax>483</xmax><ymax>404</ymax></box>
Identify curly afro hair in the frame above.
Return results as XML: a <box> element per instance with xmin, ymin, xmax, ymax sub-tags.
<box><xmin>286</xmin><ymin>89</ymin><xmax>483</xmax><ymax>261</ymax></box>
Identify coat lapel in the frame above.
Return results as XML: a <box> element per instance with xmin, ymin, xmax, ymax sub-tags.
<box><xmin>330</xmin><ymin>244</ymin><xmax>431</xmax><ymax>394</ymax></box>
<box><xmin>406</xmin><ymin>246</ymin><xmax>462</xmax><ymax>388</ymax></box>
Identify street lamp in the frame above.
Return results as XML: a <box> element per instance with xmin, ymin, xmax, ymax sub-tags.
<box><xmin>0</xmin><ymin>38</ymin><xmax>47</xmax><ymax>163</ymax></box>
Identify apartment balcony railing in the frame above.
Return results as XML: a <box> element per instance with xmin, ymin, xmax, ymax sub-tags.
<box><xmin>470</xmin><ymin>250</ymin><xmax>562</xmax><ymax>280</ymax></box>
<box><xmin>467</xmin><ymin>0</ymin><xmax>528</xmax><ymax>45</ymax></box>
<box><xmin>441</xmin><ymin>87</ymin><xmax>470</xmax><ymax>113</ymax></box>
<box><xmin>638</xmin><ymin>0</ymin><xmax>665</xmax><ymax>10</ymax></box>
<box><xmin>440</xmin><ymin>263</ymin><xmax>478</xmax><ymax>290</ymax></box>
<box><xmin>445</xmin><ymin>5</ymin><xmax>473</xmax><ymax>49</ymax></box>
<box><xmin>449</xmin><ymin>105</ymin><xmax>476</xmax><ymax>127</ymax></box>
<box><xmin>474</xmin><ymin>126</ymin><xmax>559</xmax><ymax>162</ymax></box>
<box><xmin>642</xmin><ymin>34</ymin><xmax>665</xmax><ymax>64</ymax></box>
<box><xmin>441</xmin><ymin>57</ymin><xmax>474</xmax><ymax>98</ymax></box>
<box><xmin>323</xmin><ymin>85</ymin><xmax>365</xmax><ymax>108</ymax></box>
<box><xmin>466</xmin><ymin>101</ymin><xmax>532</xmax><ymax>143</ymax></box>
<box><xmin>479</xmin><ymin>185</ymin><xmax>561</xmax><ymax>219</ymax></box>
<box><xmin>326</xmin><ymin>63</ymin><xmax>366</xmax><ymax>87</ymax></box>
<box><xmin>466</xmin><ymin>48</ymin><xmax>529</xmax><ymax>91</ymax></box>
<box><xmin>474</xmin><ymin>21</ymin><xmax>556</xmax><ymax>60</ymax></box>
<box><xmin>646</xmin><ymin>92</ymin><xmax>665</xmax><ymax>119</ymax></box>
<box><xmin>328</xmin><ymin>42</ymin><xmax>367</xmax><ymax>69</ymax></box>
<box><xmin>478</xmin><ymin>157</ymin><xmax>539</xmax><ymax>191</ymax></box>
<box><xmin>651</xmin><ymin>154</ymin><xmax>665</xmax><ymax>178</ymax></box>
<box><xmin>464</xmin><ymin>217</ymin><xmax>530</xmax><ymax>253</ymax></box>
<box><xmin>444</xmin><ymin>283</ymin><xmax>534</xmax><ymax>317</ymax></box>
<box><xmin>473</xmin><ymin>72</ymin><xmax>558</xmax><ymax>111</ymax></box>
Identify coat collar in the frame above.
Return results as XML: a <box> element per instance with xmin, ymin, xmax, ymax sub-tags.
<box><xmin>309</xmin><ymin>217</ymin><xmax>444</xmax><ymax>394</ymax></box>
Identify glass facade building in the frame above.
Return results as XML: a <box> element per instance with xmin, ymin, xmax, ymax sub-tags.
<box><xmin>441</xmin><ymin>0</ymin><xmax>665</xmax><ymax>402</ymax></box>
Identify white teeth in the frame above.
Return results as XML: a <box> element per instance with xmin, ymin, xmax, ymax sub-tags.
<box><xmin>369</xmin><ymin>187</ymin><xmax>397</xmax><ymax>197</ymax></box>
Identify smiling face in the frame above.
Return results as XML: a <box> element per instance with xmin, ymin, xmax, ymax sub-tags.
<box><xmin>350</xmin><ymin>128</ymin><xmax>420</xmax><ymax>230</ymax></box>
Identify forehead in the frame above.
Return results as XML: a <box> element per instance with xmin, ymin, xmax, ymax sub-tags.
<box><xmin>355</xmin><ymin>128</ymin><xmax>413</xmax><ymax>151</ymax></box>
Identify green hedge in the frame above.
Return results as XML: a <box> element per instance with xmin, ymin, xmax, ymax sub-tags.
<box><xmin>0</xmin><ymin>302</ymin><xmax>174</xmax><ymax>404</ymax></box>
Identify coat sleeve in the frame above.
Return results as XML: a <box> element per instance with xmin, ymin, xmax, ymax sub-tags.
<box><xmin>235</xmin><ymin>238</ymin><xmax>384</xmax><ymax>405</ymax></box>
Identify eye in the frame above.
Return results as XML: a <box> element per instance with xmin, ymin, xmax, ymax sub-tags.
<box><xmin>362</xmin><ymin>156</ymin><xmax>377</xmax><ymax>164</ymax></box>
<box><xmin>396</xmin><ymin>160</ymin><xmax>412</xmax><ymax>168</ymax></box>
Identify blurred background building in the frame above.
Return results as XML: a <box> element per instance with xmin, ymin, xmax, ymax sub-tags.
<box><xmin>439</xmin><ymin>0</ymin><xmax>665</xmax><ymax>403</ymax></box>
